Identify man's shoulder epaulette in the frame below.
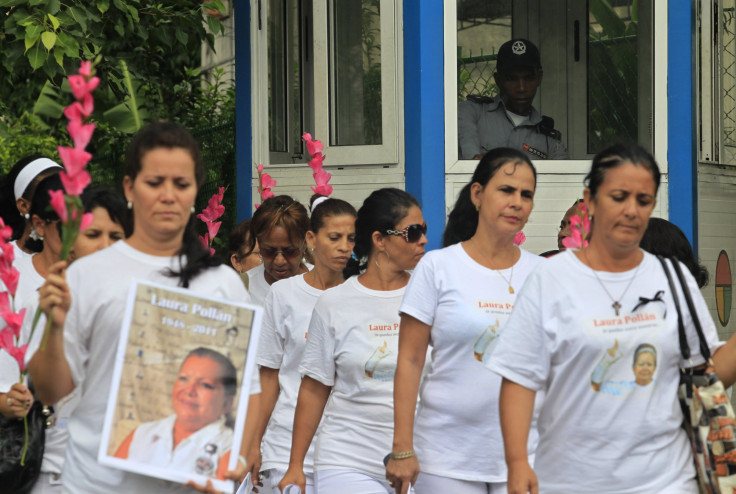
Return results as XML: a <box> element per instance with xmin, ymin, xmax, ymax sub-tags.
<box><xmin>466</xmin><ymin>94</ymin><xmax>496</xmax><ymax>105</ymax></box>
<box><xmin>538</xmin><ymin>115</ymin><xmax>562</xmax><ymax>141</ymax></box>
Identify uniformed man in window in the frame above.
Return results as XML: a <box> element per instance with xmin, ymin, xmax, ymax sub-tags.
<box><xmin>458</xmin><ymin>38</ymin><xmax>569</xmax><ymax>160</ymax></box>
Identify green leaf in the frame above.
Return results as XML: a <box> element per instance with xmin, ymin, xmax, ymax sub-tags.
<box><xmin>41</xmin><ymin>32</ymin><xmax>57</xmax><ymax>51</ymax></box>
<box><xmin>126</xmin><ymin>5</ymin><xmax>139</xmax><ymax>22</ymax></box>
<box><xmin>33</xmin><ymin>80</ymin><xmax>65</xmax><ymax>119</ymax></box>
<box><xmin>45</xmin><ymin>0</ymin><xmax>60</xmax><ymax>14</ymax></box>
<box><xmin>26</xmin><ymin>41</ymin><xmax>45</xmax><ymax>70</ymax></box>
<box><xmin>47</xmin><ymin>13</ymin><xmax>60</xmax><ymax>30</ymax></box>
<box><xmin>207</xmin><ymin>14</ymin><xmax>222</xmax><ymax>36</ymax></box>
<box><xmin>57</xmin><ymin>31</ymin><xmax>79</xmax><ymax>57</ymax></box>
<box><xmin>24</xmin><ymin>24</ymin><xmax>43</xmax><ymax>49</ymax></box>
<box><xmin>0</xmin><ymin>0</ymin><xmax>28</xmax><ymax>6</ymax></box>
<box><xmin>112</xmin><ymin>0</ymin><xmax>126</xmax><ymax>12</ymax></box>
<box><xmin>175</xmin><ymin>29</ymin><xmax>188</xmax><ymax>46</ymax></box>
<box><xmin>114</xmin><ymin>21</ymin><xmax>125</xmax><ymax>37</ymax></box>
<box><xmin>97</xmin><ymin>0</ymin><xmax>110</xmax><ymax>13</ymax></box>
<box><xmin>52</xmin><ymin>47</ymin><xmax>64</xmax><ymax>67</ymax></box>
<box><xmin>69</xmin><ymin>6</ymin><xmax>88</xmax><ymax>33</ymax></box>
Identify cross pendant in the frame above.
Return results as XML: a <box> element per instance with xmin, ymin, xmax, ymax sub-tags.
<box><xmin>612</xmin><ymin>301</ymin><xmax>621</xmax><ymax>316</ymax></box>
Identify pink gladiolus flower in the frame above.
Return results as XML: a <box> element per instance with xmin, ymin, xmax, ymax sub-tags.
<box><xmin>254</xmin><ymin>203</ymin><xmax>261</xmax><ymax>209</ymax></box>
<box><xmin>313</xmin><ymin>168</ymin><xmax>331</xmax><ymax>185</ymax></box>
<box><xmin>262</xmin><ymin>189</ymin><xmax>275</xmax><ymax>200</ymax></box>
<box><xmin>6</xmin><ymin>344</ymin><xmax>28</xmax><ymax>373</ymax></box>
<box><xmin>257</xmin><ymin>164</ymin><xmax>264</xmax><ymax>173</ymax></box>
<box><xmin>0</xmin><ymin>292</ymin><xmax>10</xmax><ymax>315</ymax></box>
<box><xmin>78</xmin><ymin>60</ymin><xmax>92</xmax><ymax>78</ymax></box>
<box><xmin>68</xmin><ymin>74</ymin><xmax>100</xmax><ymax>101</ymax></box>
<box><xmin>67</xmin><ymin>120</ymin><xmax>96</xmax><ymax>150</ymax></box>
<box><xmin>48</xmin><ymin>190</ymin><xmax>68</xmax><ymax>222</ymax></box>
<box><xmin>308</xmin><ymin>153</ymin><xmax>325</xmax><ymax>172</ymax></box>
<box><xmin>310</xmin><ymin>184</ymin><xmax>334</xmax><ymax>196</ymax></box>
<box><xmin>260</xmin><ymin>173</ymin><xmax>277</xmax><ymax>190</ymax></box>
<box><xmin>0</xmin><ymin>243</ymin><xmax>13</xmax><ymax>267</ymax></box>
<box><xmin>79</xmin><ymin>212</ymin><xmax>94</xmax><ymax>232</ymax></box>
<box><xmin>198</xmin><ymin>234</ymin><xmax>215</xmax><ymax>256</ymax></box>
<box><xmin>561</xmin><ymin>227</ymin><xmax>588</xmax><ymax>250</ymax></box>
<box><xmin>60</xmin><ymin>170</ymin><xmax>92</xmax><ymax>196</ymax></box>
<box><xmin>205</xmin><ymin>221</ymin><xmax>221</xmax><ymax>240</ymax></box>
<box><xmin>0</xmin><ymin>223</ymin><xmax>12</xmax><ymax>242</ymax></box>
<box><xmin>0</xmin><ymin>268</ymin><xmax>19</xmax><ymax>296</ymax></box>
<box><xmin>0</xmin><ymin>327</ymin><xmax>13</xmax><ymax>351</ymax></box>
<box><xmin>513</xmin><ymin>231</ymin><xmax>526</xmax><ymax>246</ymax></box>
<box><xmin>63</xmin><ymin>102</ymin><xmax>84</xmax><ymax>122</ymax></box>
<box><xmin>302</xmin><ymin>133</ymin><xmax>324</xmax><ymax>156</ymax></box>
<box><xmin>0</xmin><ymin>308</ymin><xmax>26</xmax><ymax>339</ymax></box>
<box><xmin>57</xmin><ymin>147</ymin><xmax>92</xmax><ymax>177</ymax></box>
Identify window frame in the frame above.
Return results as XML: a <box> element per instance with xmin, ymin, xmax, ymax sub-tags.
<box><xmin>251</xmin><ymin>0</ymin><xmax>402</xmax><ymax>169</ymax></box>
<box><xmin>443</xmin><ymin>0</ymin><xmax>669</xmax><ymax>175</ymax></box>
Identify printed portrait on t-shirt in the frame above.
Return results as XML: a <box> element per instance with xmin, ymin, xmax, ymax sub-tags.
<box><xmin>473</xmin><ymin>319</ymin><xmax>501</xmax><ymax>364</ymax></box>
<box><xmin>471</xmin><ymin>298</ymin><xmax>514</xmax><ymax>364</ymax></box>
<box><xmin>363</xmin><ymin>321</ymin><xmax>400</xmax><ymax>382</ymax></box>
<box><xmin>590</xmin><ymin>340</ymin><xmax>658</xmax><ymax>396</ymax></box>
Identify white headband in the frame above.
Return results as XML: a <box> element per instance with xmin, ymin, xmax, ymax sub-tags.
<box><xmin>310</xmin><ymin>196</ymin><xmax>330</xmax><ymax>213</ymax></box>
<box><xmin>14</xmin><ymin>158</ymin><xmax>62</xmax><ymax>201</ymax></box>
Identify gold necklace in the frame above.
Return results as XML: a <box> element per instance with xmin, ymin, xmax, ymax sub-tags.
<box><xmin>495</xmin><ymin>265</ymin><xmax>515</xmax><ymax>294</ymax></box>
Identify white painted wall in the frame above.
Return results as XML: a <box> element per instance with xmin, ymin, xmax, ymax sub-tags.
<box><xmin>698</xmin><ymin>164</ymin><xmax>736</xmax><ymax>342</ymax></box>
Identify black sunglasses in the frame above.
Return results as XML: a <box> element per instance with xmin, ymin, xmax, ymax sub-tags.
<box><xmin>259</xmin><ymin>242</ymin><xmax>304</xmax><ymax>260</ymax></box>
<box><xmin>384</xmin><ymin>223</ymin><xmax>427</xmax><ymax>243</ymax></box>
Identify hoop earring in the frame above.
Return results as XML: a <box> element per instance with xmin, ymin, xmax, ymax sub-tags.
<box><xmin>374</xmin><ymin>249</ymin><xmax>390</xmax><ymax>270</ymax></box>
<box><xmin>475</xmin><ymin>203</ymin><xmax>480</xmax><ymax>212</ymax></box>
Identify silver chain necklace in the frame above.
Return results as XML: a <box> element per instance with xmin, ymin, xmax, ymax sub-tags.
<box><xmin>584</xmin><ymin>251</ymin><xmax>641</xmax><ymax>316</ymax></box>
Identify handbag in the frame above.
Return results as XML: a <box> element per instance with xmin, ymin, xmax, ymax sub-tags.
<box><xmin>658</xmin><ymin>256</ymin><xmax>736</xmax><ymax>494</ymax></box>
<box><xmin>0</xmin><ymin>397</ymin><xmax>53</xmax><ymax>494</ymax></box>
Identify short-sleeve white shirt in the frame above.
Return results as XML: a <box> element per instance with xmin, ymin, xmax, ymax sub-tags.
<box><xmin>299</xmin><ymin>275</ymin><xmax>404</xmax><ymax>479</ymax></box>
<box><xmin>487</xmin><ymin>250</ymin><xmax>721</xmax><ymax>493</ymax></box>
<box><xmin>256</xmin><ymin>274</ymin><xmax>323</xmax><ymax>472</ymax></box>
<box><xmin>59</xmin><ymin>241</ymin><xmax>250</xmax><ymax>493</ymax></box>
<box><xmin>399</xmin><ymin>244</ymin><xmax>543</xmax><ymax>482</ymax></box>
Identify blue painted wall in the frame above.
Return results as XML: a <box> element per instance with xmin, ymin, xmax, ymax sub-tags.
<box><xmin>667</xmin><ymin>0</ymin><xmax>697</xmax><ymax>250</ymax></box>
<box><xmin>235</xmin><ymin>1</ymin><xmax>252</xmax><ymax>221</ymax></box>
<box><xmin>402</xmin><ymin>0</ymin><xmax>446</xmax><ymax>251</ymax></box>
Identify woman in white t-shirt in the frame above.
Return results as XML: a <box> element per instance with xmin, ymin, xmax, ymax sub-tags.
<box><xmin>0</xmin><ymin>154</ymin><xmax>62</xmax><ymax>261</ymax></box>
<box><xmin>487</xmin><ymin>142</ymin><xmax>736</xmax><ymax>494</ymax></box>
<box><xmin>386</xmin><ymin>148</ymin><xmax>542</xmax><ymax>494</ymax></box>
<box><xmin>28</xmin><ymin>122</ymin><xmax>253</xmax><ymax>494</ymax></box>
<box><xmin>250</xmin><ymin>195</ymin><xmax>357</xmax><ymax>494</ymax></box>
<box><xmin>244</xmin><ymin>196</ymin><xmax>311</xmax><ymax>306</ymax></box>
<box><xmin>278</xmin><ymin>188</ymin><xmax>428</xmax><ymax>494</ymax></box>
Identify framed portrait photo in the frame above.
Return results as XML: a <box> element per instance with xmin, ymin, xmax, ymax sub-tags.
<box><xmin>98</xmin><ymin>280</ymin><xmax>262</xmax><ymax>492</ymax></box>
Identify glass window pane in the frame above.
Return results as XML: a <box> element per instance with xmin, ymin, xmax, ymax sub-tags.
<box><xmin>587</xmin><ymin>0</ymin><xmax>639</xmax><ymax>153</ymax></box>
<box><xmin>456</xmin><ymin>1</ymin><xmax>512</xmax><ymax>102</ymax></box>
<box><xmin>268</xmin><ymin>0</ymin><xmax>302</xmax><ymax>156</ymax></box>
<box><xmin>329</xmin><ymin>0</ymin><xmax>383</xmax><ymax>146</ymax></box>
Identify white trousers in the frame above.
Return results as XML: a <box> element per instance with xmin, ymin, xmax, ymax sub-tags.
<box><xmin>314</xmin><ymin>469</ymin><xmax>410</xmax><ymax>494</ymax></box>
<box><xmin>413</xmin><ymin>472</ymin><xmax>506</xmax><ymax>494</ymax></box>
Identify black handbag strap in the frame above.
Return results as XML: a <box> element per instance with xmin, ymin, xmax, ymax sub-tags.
<box><xmin>657</xmin><ymin>256</ymin><xmax>690</xmax><ymax>360</ymax></box>
<box><xmin>670</xmin><ymin>258</ymin><xmax>712</xmax><ymax>361</ymax></box>
<box><xmin>656</xmin><ymin>255</ymin><xmax>711</xmax><ymax>362</ymax></box>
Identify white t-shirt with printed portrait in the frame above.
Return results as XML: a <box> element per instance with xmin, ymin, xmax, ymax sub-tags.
<box><xmin>256</xmin><ymin>274</ymin><xmax>323</xmax><ymax>472</ymax></box>
<box><xmin>487</xmin><ymin>250</ymin><xmax>722</xmax><ymax>494</ymax></box>
<box><xmin>299</xmin><ymin>275</ymin><xmax>404</xmax><ymax>480</ymax></box>
<box><xmin>399</xmin><ymin>243</ymin><xmax>543</xmax><ymax>482</ymax></box>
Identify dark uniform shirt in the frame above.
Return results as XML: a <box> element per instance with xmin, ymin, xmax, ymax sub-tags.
<box><xmin>458</xmin><ymin>96</ymin><xmax>569</xmax><ymax>160</ymax></box>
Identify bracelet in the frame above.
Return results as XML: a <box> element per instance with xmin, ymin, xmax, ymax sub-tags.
<box><xmin>389</xmin><ymin>450</ymin><xmax>416</xmax><ymax>460</ymax></box>
<box><xmin>238</xmin><ymin>455</ymin><xmax>247</xmax><ymax>468</ymax></box>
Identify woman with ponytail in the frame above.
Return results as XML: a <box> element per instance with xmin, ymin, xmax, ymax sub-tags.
<box><xmin>29</xmin><ymin>122</ymin><xmax>252</xmax><ymax>493</ymax></box>
<box><xmin>279</xmin><ymin>188</ymin><xmax>427</xmax><ymax>494</ymax></box>
<box><xmin>244</xmin><ymin>195</ymin><xmax>311</xmax><ymax>306</ymax></box>
<box><xmin>387</xmin><ymin>148</ymin><xmax>543</xmax><ymax>494</ymax></box>
<box><xmin>249</xmin><ymin>194</ymin><xmax>356</xmax><ymax>493</ymax></box>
